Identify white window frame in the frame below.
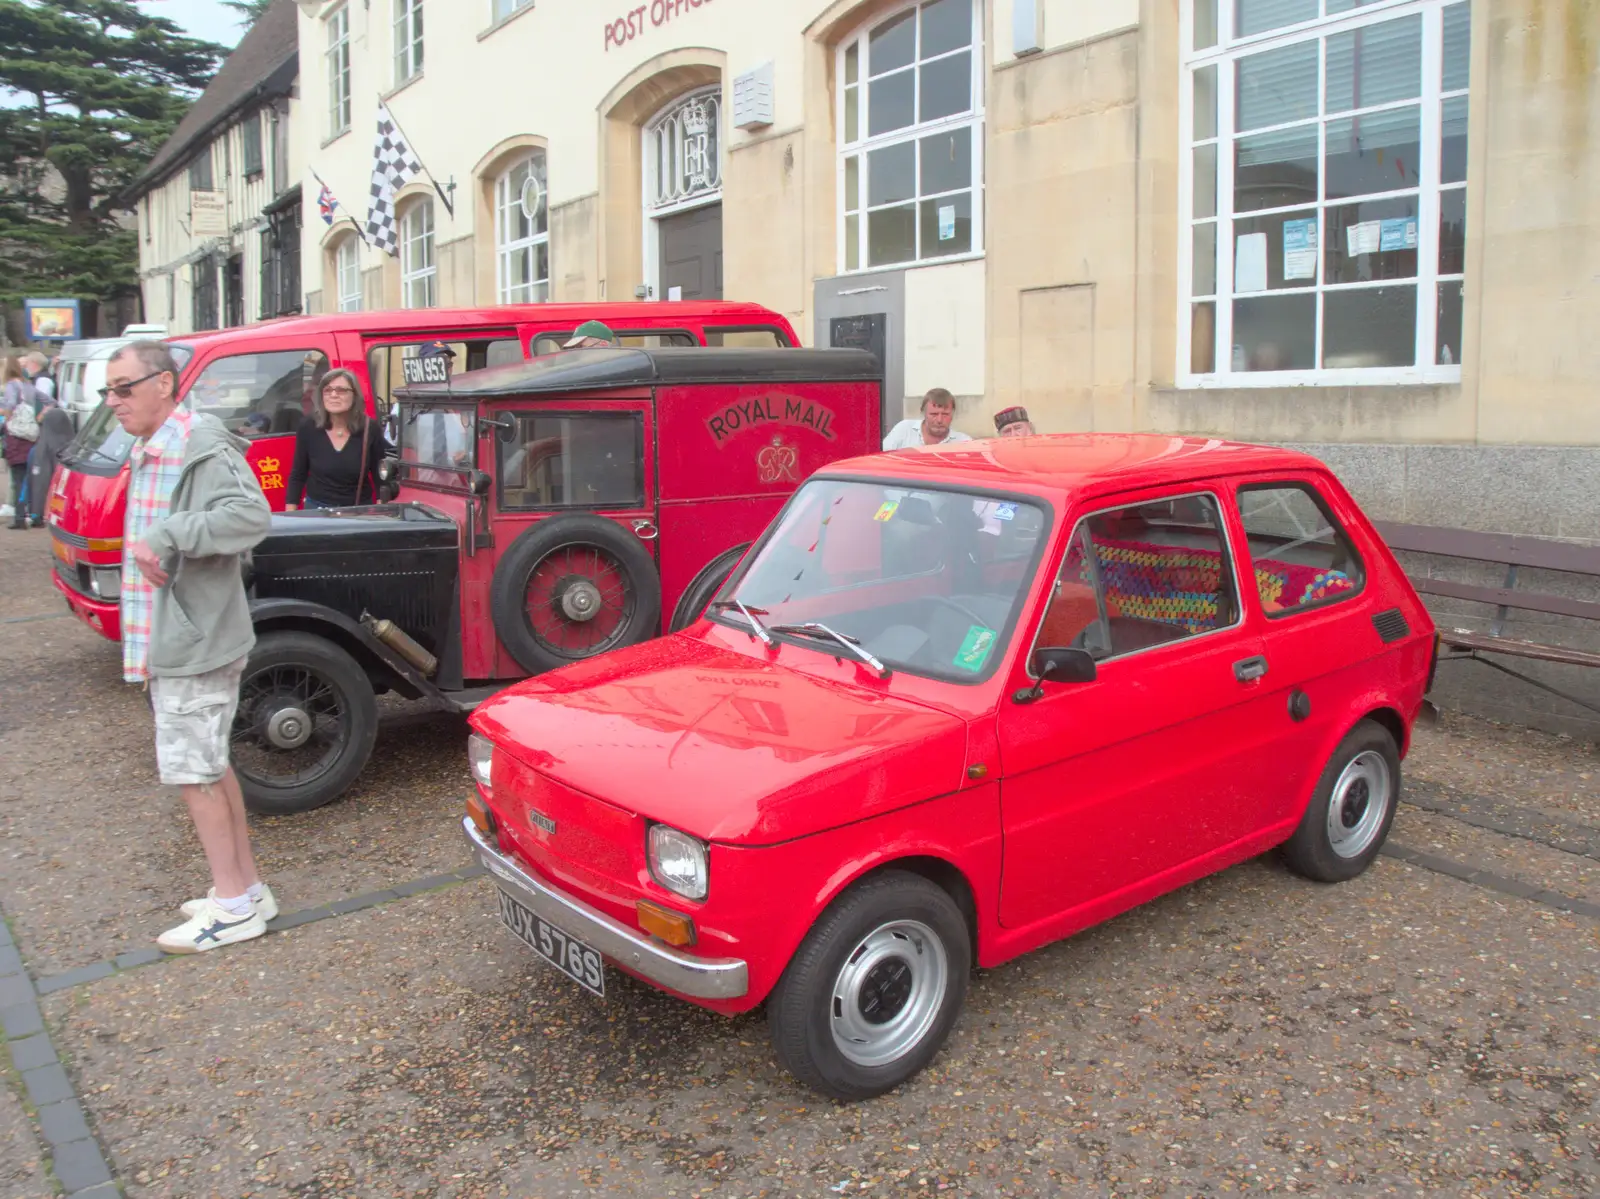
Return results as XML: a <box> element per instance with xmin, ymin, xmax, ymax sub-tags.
<box><xmin>1178</xmin><ymin>0</ymin><xmax>1469</xmax><ymax>388</ymax></box>
<box><xmin>836</xmin><ymin>0</ymin><xmax>986</xmax><ymax>275</ymax></box>
<box><xmin>399</xmin><ymin>200</ymin><xmax>436</xmax><ymax>309</ymax></box>
<box><xmin>394</xmin><ymin>0</ymin><xmax>424</xmax><ymax>86</ymax></box>
<box><xmin>641</xmin><ymin>87</ymin><xmax>724</xmax><ymax>299</ymax></box>
<box><xmin>326</xmin><ymin>5</ymin><xmax>351</xmax><ymax>138</ymax></box>
<box><xmin>336</xmin><ymin>236</ymin><xmax>362</xmax><ymax>312</ymax></box>
<box><xmin>495</xmin><ymin>151</ymin><xmax>550</xmax><ymax>304</ymax></box>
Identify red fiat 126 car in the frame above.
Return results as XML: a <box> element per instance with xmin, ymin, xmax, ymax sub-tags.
<box><xmin>464</xmin><ymin>434</ymin><xmax>1438</xmax><ymax>1099</ymax></box>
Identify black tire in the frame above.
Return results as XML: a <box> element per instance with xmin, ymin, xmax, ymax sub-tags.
<box><xmin>669</xmin><ymin>543</ymin><xmax>750</xmax><ymax>633</ymax></box>
<box><xmin>230</xmin><ymin>631</ymin><xmax>379</xmax><ymax>817</ymax></box>
<box><xmin>490</xmin><ymin>515</ymin><xmax>661</xmax><ymax>675</ymax></box>
<box><xmin>1281</xmin><ymin>720</ymin><xmax>1400</xmax><ymax>883</ymax></box>
<box><xmin>768</xmin><ymin>871</ymin><xmax>970</xmax><ymax>1101</ymax></box>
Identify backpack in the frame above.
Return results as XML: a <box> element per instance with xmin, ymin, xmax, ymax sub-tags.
<box><xmin>4</xmin><ymin>386</ymin><xmax>38</xmax><ymax>441</ymax></box>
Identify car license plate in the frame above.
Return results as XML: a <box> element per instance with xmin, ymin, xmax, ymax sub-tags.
<box><xmin>496</xmin><ymin>889</ymin><xmax>605</xmax><ymax>997</ymax></box>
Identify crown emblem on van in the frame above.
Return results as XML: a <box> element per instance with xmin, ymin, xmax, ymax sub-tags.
<box><xmin>256</xmin><ymin>457</ymin><xmax>281</xmax><ymax>473</ymax></box>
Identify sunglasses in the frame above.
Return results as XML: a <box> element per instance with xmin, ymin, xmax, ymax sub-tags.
<box><xmin>98</xmin><ymin>371</ymin><xmax>163</xmax><ymax>402</ymax></box>
<box><xmin>323</xmin><ymin>385</ymin><xmax>356</xmax><ymax>396</ymax></box>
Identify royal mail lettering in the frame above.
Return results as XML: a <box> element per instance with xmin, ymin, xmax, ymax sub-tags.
<box><xmin>707</xmin><ymin>395</ymin><xmax>837</xmax><ymax>445</ymax></box>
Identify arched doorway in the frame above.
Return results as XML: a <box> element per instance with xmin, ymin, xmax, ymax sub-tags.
<box><xmin>643</xmin><ymin>86</ymin><xmax>723</xmax><ymax>301</ymax></box>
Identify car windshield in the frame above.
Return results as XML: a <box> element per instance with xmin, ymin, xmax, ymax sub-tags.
<box><xmin>60</xmin><ymin>341</ymin><xmax>196</xmax><ymax>475</ymax></box>
<box><xmin>718</xmin><ymin>478</ymin><xmax>1049</xmax><ymax>683</ymax></box>
<box><xmin>398</xmin><ymin>403</ymin><xmax>478</xmax><ymax>488</ymax></box>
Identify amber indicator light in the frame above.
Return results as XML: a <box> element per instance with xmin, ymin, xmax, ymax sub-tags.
<box><xmin>466</xmin><ymin>792</ymin><xmax>495</xmax><ymax>837</ymax></box>
<box><xmin>636</xmin><ymin>900</ymin><xmax>697</xmax><ymax>947</ymax></box>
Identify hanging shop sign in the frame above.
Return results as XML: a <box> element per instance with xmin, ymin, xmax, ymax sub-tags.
<box><xmin>605</xmin><ymin>0</ymin><xmax>713</xmax><ymax>51</ymax></box>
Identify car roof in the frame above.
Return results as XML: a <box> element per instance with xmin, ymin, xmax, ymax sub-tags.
<box><xmin>395</xmin><ymin>346</ymin><xmax>883</xmax><ymax>400</ymax></box>
<box><xmin>824</xmin><ymin>434</ymin><xmax>1331</xmax><ymax>499</ymax></box>
<box><xmin>165</xmin><ymin>301</ymin><xmax>790</xmax><ymax>350</ymax></box>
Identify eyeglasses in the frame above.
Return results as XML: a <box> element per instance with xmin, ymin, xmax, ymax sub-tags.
<box><xmin>323</xmin><ymin>385</ymin><xmax>356</xmax><ymax>396</ymax></box>
<box><xmin>98</xmin><ymin>371</ymin><xmax>162</xmax><ymax>402</ymax></box>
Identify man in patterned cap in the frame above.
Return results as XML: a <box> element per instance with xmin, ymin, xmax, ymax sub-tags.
<box><xmin>994</xmin><ymin>406</ymin><xmax>1036</xmax><ymax>438</ymax></box>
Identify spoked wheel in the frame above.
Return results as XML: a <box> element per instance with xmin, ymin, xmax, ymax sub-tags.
<box><xmin>490</xmin><ymin>515</ymin><xmax>662</xmax><ymax>675</ymax></box>
<box><xmin>523</xmin><ymin>544</ymin><xmax>636</xmax><ymax>658</ymax></box>
<box><xmin>230</xmin><ymin>632</ymin><xmax>378</xmax><ymax>816</ymax></box>
<box><xmin>1281</xmin><ymin>719</ymin><xmax>1400</xmax><ymax>883</ymax></box>
<box><xmin>770</xmin><ymin>871</ymin><xmax>970</xmax><ymax>1100</ymax></box>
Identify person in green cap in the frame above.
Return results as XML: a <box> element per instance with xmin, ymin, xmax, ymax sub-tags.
<box><xmin>562</xmin><ymin>321</ymin><xmax>619</xmax><ymax>349</ymax></box>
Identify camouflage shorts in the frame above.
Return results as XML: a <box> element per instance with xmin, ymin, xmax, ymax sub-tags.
<box><xmin>150</xmin><ymin>658</ymin><xmax>247</xmax><ymax>787</ymax></box>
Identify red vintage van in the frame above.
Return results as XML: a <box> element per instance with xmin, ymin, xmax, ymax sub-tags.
<box><xmin>47</xmin><ymin>302</ymin><xmax>801</xmax><ymax>640</ymax></box>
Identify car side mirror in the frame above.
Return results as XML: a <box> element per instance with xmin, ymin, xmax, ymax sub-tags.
<box><xmin>1012</xmin><ymin>646</ymin><xmax>1096</xmax><ymax>705</ymax></box>
<box><xmin>470</xmin><ymin>470</ymin><xmax>493</xmax><ymax>497</ymax></box>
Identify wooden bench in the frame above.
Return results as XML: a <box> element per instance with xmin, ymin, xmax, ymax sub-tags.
<box><xmin>1374</xmin><ymin>521</ymin><xmax>1600</xmax><ymax>716</ymax></box>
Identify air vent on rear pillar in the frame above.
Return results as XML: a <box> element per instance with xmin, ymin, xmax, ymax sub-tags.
<box><xmin>1372</xmin><ymin>608</ymin><xmax>1410</xmax><ymax>643</ymax></box>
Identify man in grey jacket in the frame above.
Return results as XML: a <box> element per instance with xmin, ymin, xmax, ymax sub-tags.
<box><xmin>105</xmin><ymin>342</ymin><xmax>277</xmax><ymax>953</ymax></box>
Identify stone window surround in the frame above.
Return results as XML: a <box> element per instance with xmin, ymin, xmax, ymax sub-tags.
<box><xmin>1178</xmin><ymin>0</ymin><xmax>1470</xmax><ymax>390</ymax></box>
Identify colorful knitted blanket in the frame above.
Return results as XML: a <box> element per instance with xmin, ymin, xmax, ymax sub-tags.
<box><xmin>1067</xmin><ymin>537</ymin><xmax>1355</xmax><ymax>631</ymax></box>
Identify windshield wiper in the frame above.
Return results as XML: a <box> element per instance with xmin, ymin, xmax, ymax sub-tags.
<box><xmin>707</xmin><ymin>599</ymin><xmax>773</xmax><ymax>646</ymax></box>
<box><xmin>768</xmin><ymin>622</ymin><xmax>891</xmax><ymax>679</ymax></box>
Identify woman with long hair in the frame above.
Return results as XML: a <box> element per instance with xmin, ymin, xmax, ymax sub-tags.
<box><xmin>285</xmin><ymin>369</ymin><xmax>389</xmax><ymax>510</ymax></box>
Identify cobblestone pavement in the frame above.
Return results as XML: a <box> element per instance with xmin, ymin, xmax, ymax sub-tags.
<box><xmin>0</xmin><ymin>533</ymin><xmax>1596</xmax><ymax>1197</ymax></box>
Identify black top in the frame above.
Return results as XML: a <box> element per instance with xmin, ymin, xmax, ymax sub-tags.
<box><xmin>394</xmin><ymin>346</ymin><xmax>883</xmax><ymax>402</ymax></box>
<box><xmin>286</xmin><ymin>418</ymin><xmax>391</xmax><ymax>507</ymax></box>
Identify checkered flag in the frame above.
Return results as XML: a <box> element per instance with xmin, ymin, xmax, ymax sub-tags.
<box><xmin>365</xmin><ymin>102</ymin><xmax>424</xmax><ymax>256</ymax></box>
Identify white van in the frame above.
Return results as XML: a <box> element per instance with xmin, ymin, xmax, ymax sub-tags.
<box><xmin>55</xmin><ymin>325</ymin><xmax>167</xmax><ymax>430</ymax></box>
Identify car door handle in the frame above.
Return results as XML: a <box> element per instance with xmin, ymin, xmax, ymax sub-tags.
<box><xmin>1233</xmin><ymin>656</ymin><xmax>1269</xmax><ymax>683</ymax></box>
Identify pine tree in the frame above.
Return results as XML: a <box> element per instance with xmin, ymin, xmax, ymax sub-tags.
<box><xmin>222</xmin><ymin>0</ymin><xmax>273</xmax><ymax>27</ymax></box>
<box><xmin>0</xmin><ymin>0</ymin><xmax>224</xmax><ymax>332</ymax></box>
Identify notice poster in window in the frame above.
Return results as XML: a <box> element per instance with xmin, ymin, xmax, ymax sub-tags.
<box><xmin>1282</xmin><ymin>218</ymin><xmax>1318</xmax><ymax>281</ymax></box>
<box><xmin>1234</xmin><ymin>232</ymin><xmax>1269</xmax><ymax>293</ymax></box>
<box><xmin>938</xmin><ymin>204</ymin><xmax>956</xmax><ymax>241</ymax></box>
<box><xmin>1346</xmin><ymin>221</ymin><xmax>1381</xmax><ymax>257</ymax></box>
<box><xmin>1379</xmin><ymin>218</ymin><xmax>1418</xmax><ymax>252</ymax></box>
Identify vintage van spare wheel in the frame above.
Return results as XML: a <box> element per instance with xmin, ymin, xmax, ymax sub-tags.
<box><xmin>669</xmin><ymin>542</ymin><xmax>750</xmax><ymax>633</ymax></box>
<box><xmin>229</xmin><ymin>631</ymin><xmax>380</xmax><ymax>816</ymax></box>
<box><xmin>491</xmin><ymin>515</ymin><xmax>662</xmax><ymax>674</ymax></box>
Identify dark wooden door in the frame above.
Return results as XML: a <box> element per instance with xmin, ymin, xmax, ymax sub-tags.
<box><xmin>658</xmin><ymin>203</ymin><xmax>723</xmax><ymax>301</ymax></box>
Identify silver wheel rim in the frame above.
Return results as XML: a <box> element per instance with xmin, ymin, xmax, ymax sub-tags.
<box><xmin>829</xmin><ymin>919</ymin><xmax>948</xmax><ymax>1069</ymax></box>
<box><xmin>1326</xmin><ymin>750</ymin><xmax>1392</xmax><ymax>859</ymax></box>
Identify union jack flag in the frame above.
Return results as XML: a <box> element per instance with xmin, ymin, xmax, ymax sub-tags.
<box><xmin>312</xmin><ymin>170</ymin><xmax>340</xmax><ymax>226</ymax></box>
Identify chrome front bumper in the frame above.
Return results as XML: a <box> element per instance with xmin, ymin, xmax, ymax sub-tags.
<box><xmin>461</xmin><ymin>817</ymin><xmax>749</xmax><ymax>1001</ymax></box>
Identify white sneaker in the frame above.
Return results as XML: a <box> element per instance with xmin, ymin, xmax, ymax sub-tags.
<box><xmin>180</xmin><ymin>884</ymin><xmax>278</xmax><ymax>923</ymax></box>
<box><xmin>157</xmin><ymin>899</ymin><xmax>267</xmax><ymax>954</ymax></box>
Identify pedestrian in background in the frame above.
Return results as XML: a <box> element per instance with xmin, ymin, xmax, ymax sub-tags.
<box><xmin>27</xmin><ymin>407</ymin><xmax>74</xmax><ymax>528</ymax></box>
<box><xmin>285</xmin><ymin>369</ymin><xmax>389</xmax><ymax>510</ymax></box>
<box><xmin>993</xmin><ymin>406</ymin><xmax>1036</xmax><ymax>438</ymax></box>
<box><xmin>24</xmin><ymin>352</ymin><xmax>55</xmax><ymax>403</ymax></box>
<box><xmin>3</xmin><ymin>357</ymin><xmax>41</xmax><ymax>528</ymax></box>
<box><xmin>882</xmin><ymin>387</ymin><xmax>972</xmax><ymax>450</ymax></box>
<box><xmin>103</xmin><ymin>341</ymin><xmax>277</xmax><ymax>954</ymax></box>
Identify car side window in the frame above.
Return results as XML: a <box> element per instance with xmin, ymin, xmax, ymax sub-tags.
<box><xmin>530</xmin><ymin>330</ymin><xmax>697</xmax><ymax>356</ymax></box>
<box><xmin>498</xmin><ymin>413</ymin><xmax>643</xmax><ymax>510</ymax></box>
<box><xmin>366</xmin><ymin>337</ymin><xmax>522</xmax><ymax>426</ymax></box>
<box><xmin>1235</xmin><ymin>483</ymin><xmax>1364</xmax><ymax>616</ymax></box>
<box><xmin>184</xmin><ymin>349</ymin><xmax>330</xmax><ymax>437</ymax></box>
<box><xmin>705</xmin><ymin>327</ymin><xmax>790</xmax><ymax>348</ymax></box>
<box><xmin>1043</xmin><ymin>493</ymin><xmax>1240</xmax><ymax>661</ymax></box>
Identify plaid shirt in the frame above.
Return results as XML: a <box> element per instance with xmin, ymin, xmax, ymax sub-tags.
<box><xmin>121</xmin><ymin>410</ymin><xmax>193</xmax><ymax>683</ymax></box>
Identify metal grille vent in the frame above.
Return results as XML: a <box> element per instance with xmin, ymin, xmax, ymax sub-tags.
<box><xmin>1372</xmin><ymin>608</ymin><xmax>1410</xmax><ymax>643</ymax></box>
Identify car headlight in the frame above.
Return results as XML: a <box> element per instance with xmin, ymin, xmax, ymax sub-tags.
<box><xmin>647</xmin><ymin>824</ymin><xmax>708</xmax><ymax>901</ymax></box>
<box><xmin>467</xmin><ymin>733</ymin><xmax>494</xmax><ymax>791</ymax></box>
<box><xmin>89</xmin><ymin>567</ymin><xmax>121</xmax><ymax>600</ymax></box>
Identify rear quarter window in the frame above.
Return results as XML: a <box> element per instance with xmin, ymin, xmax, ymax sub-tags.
<box><xmin>1235</xmin><ymin>482</ymin><xmax>1365</xmax><ymax>616</ymax></box>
